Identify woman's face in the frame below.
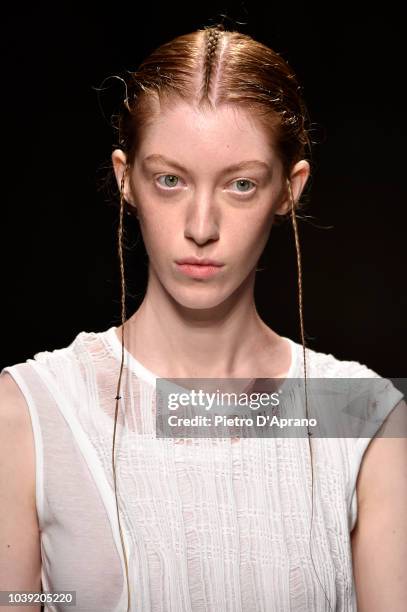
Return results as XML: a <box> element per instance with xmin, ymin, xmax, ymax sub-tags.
<box><xmin>113</xmin><ymin>101</ymin><xmax>309</xmax><ymax>310</ymax></box>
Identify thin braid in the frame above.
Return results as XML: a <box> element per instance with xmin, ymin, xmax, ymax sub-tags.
<box><xmin>289</xmin><ymin>182</ymin><xmax>307</xmax><ymax>382</ymax></box>
<box><xmin>112</xmin><ymin>167</ymin><xmax>131</xmax><ymax>612</ymax></box>
<box><xmin>288</xmin><ymin>180</ymin><xmax>333</xmax><ymax>611</ymax></box>
<box><xmin>203</xmin><ymin>25</ymin><xmax>223</xmax><ymax>97</ymax></box>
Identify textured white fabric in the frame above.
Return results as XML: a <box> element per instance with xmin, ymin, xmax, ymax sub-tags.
<box><xmin>1</xmin><ymin>326</ymin><xmax>403</xmax><ymax>612</ymax></box>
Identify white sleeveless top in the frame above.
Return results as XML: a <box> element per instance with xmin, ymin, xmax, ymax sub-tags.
<box><xmin>1</xmin><ymin>326</ymin><xmax>403</xmax><ymax>612</ymax></box>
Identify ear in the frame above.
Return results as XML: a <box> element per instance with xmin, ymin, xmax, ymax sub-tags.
<box><xmin>111</xmin><ymin>149</ymin><xmax>135</xmax><ymax>205</ymax></box>
<box><xmin>275</xmin><ymin>160</ymin><xmax>311</xmax><ymax>216</ymax></box>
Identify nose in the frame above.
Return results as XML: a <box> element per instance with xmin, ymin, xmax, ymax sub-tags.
<box><xmin>183</xmin><ymin>190</ymin><xmax>220</xmax><ymax>246</ymax></box>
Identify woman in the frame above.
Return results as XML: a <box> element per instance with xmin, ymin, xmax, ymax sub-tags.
<box><xmin>1</xmin><ymin>24</ymin><xmax>406</xmax><ymax>612</ymax></box>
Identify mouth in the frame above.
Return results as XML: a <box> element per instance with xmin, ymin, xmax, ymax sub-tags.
<box><xmin>175</xmin><ymin>262</ymin><xmax>224</xmax><ymax>279</ymax></box>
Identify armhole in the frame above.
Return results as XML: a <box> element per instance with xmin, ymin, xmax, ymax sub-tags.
<box><xmin>348</xmin><ymin>437</ymin><xmax>368</xmax><ymax>532</ymax></box>
<box><xmin>1</xmin><ymin>366</ymin><xmax>45</xmax><ymax>530</ymax></box>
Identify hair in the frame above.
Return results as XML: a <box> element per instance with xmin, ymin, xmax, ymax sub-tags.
<box><xmin>110</xmin><ymin>23</ymin><xmax>331</xmax><ymax>611</ymax></box>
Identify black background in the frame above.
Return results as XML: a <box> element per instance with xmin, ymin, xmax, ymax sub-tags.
<box><xmin>1</xmin><ymin>1</ymin><xmax>405</xmax><ymax>376</ymax></box>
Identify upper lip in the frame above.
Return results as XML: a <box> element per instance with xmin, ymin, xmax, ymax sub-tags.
<box><xmin>176</xmin><ymin>257</ymin><xmax>224</xmax><ymax>266</ymax></box>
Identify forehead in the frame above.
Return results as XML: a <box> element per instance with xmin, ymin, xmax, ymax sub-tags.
<box><xmin>136</xmin><ymin>101</ymin><xmax>280</xmax><ymax>170</ymax></box>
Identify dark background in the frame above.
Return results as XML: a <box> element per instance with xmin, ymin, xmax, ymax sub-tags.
<box><xmin>1</xmin><ymin>1</ymin><xmax>405</xmax><ymax>376</ymax></box>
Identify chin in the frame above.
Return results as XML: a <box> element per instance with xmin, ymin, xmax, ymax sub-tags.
<box><xmin>169</xmin><ymin>285</ymin><xmax>232</xmax><ymax>311</ymax></box>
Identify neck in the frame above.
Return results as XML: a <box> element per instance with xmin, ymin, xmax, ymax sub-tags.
<box><xmin>122</xmin><ymin>266</ymin><xmax>285</xmax><ymax>379</ymax></box>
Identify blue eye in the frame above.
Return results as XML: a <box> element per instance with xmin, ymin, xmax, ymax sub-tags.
<box><xmin>157</xmin><ymin>175</ymin><xmax>179</xmax><ymax>188</ymax></box>
<box><xmin>232</xmin><ymin>179</ymin><xmax>255</xmax><ymax>192</ymax></box>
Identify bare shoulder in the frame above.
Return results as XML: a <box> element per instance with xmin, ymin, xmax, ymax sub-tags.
<box><xmin>351</xmin><ymin>398</ymin><xmax>407</xmax><ymax>610</ymax></box>
<box><xmin>0</xmin><ymin>371</ymin><xmax>32</xmax><ymax>421</ymax></box>
<box><xmin>354</xmin><ymin>398</ymin><xmax>407</xmax><ymax>508</ymax></box>
<box><xmin>0</xmin><ymin>370</ymin><xmax>37</xmax><ymax>508</ymax></box>
<box><xmin>0</xmin><ymin>371</ymin><xmax>42</xmax><ymax>599</ymax></box>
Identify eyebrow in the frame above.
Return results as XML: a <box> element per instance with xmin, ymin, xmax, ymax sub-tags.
<box><xmin>142</xmin><ymin>154</ymin><xmax>271</xmax><ymax>174</ymax></box>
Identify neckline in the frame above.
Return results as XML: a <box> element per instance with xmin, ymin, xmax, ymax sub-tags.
<box><xmin>103</xmin><ymin>325</ymin><xmax>299</xmax><ymax>386</ymax></box>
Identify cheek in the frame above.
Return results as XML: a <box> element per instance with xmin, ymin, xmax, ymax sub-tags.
<box><xmin>230</xmin><ymin>214</ymin><xmax>273</xmax><ymax>254</ymax></box>
<box><xmin>139</xmin><ymin>215</ymin><xmax>175</xmax><ymax>262</ymax></box>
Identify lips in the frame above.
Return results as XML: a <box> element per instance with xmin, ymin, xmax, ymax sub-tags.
<box><xmin>175</xmin><ymin>258</ymin><xmax>224</xmax><ymax>266</ymax></box>
<box><xmin>175</xmin><ymin>259</ymin><xmax>224</xmax><ymax>279</ymax></box>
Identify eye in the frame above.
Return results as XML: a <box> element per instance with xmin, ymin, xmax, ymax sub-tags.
<box><xmin>157</xmin><ymin>174</ymin><xmax>180</xmax><ymax>188</ymax></box>
<box><xmin>231</xmin><ymin>179</ymin><xmax>256</xmax><ymax>193</ymax></box>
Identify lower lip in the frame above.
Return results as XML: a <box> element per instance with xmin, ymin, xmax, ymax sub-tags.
<box><xmin>176</xmin><ymin>263</ymin><xmax>224</xmax><ymax>278</ymax></box>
